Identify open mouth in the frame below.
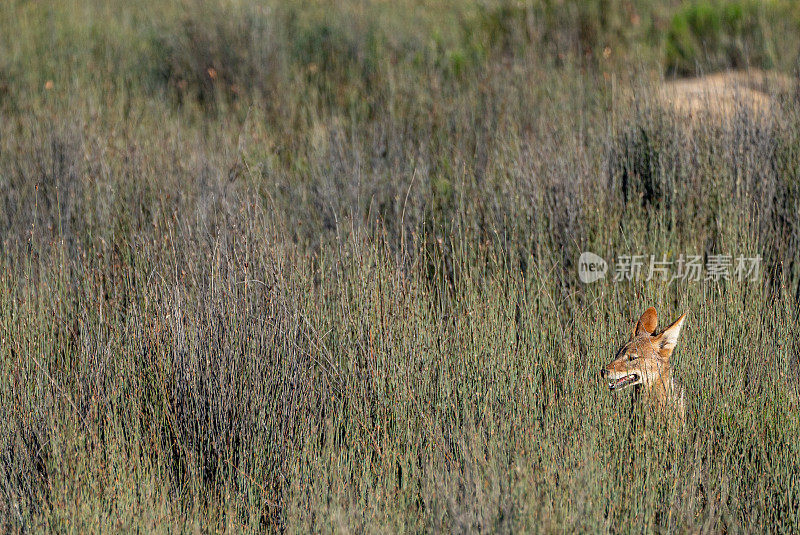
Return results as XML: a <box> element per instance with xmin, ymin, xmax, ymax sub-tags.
<box><xmin>608</xmin><ymin>373</ymin><xmax>639</xmax><ymax>391</ymax></box>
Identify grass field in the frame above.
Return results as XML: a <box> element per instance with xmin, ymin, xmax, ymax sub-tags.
<box><xmin>1</xmin><ymin>0</ymin><xmax>800</xmax><ymax>532</ymax></box>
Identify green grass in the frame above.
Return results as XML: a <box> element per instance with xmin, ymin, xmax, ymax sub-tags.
<box><xmin>664</xmin><ymin>0</ymin><xmax>800</xmax><ymax>75</ymax></box>
<box><xmin>1</xmin><ymin>0</ymin><xmax>800</xmax><ymax>532</ymax></box>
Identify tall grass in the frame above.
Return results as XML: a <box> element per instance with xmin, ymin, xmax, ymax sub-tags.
<box><xmin>1</xmin><ymin>0</ymin><xmax>799</xmax><ymax>532</ymax></box>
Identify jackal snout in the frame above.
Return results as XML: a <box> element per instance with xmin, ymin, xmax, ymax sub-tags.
<box><xmin>603</xmin><ymin>306</ymin><xmax>689</xmax><ymax>418</ymax></box>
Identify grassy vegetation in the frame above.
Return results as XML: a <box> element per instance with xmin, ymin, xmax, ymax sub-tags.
<box><xmin>664</xmin><ymin>0</ymin><xmax>800</xmax><ymax>75</ymax></box>
<box><xmin>1</xmin><ymin>0</ymin><xmax>799</xmax><ymax>532</ymax></box>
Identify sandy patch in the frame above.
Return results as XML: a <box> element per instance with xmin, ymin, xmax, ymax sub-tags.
<box><xmin>659</xmin><ymin>70</ymin><xmax>794</xmax><ymax>123</ymax></box>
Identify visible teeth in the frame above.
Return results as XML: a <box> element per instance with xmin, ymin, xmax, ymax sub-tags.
<box><xmin>608</xmin><ymin>374</ymin><xmax>636</xmax><ymax>390</ymax></box>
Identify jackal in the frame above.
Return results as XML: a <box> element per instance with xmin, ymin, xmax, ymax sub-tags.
<box><xmin>601</xmin><ymin>307</ymin><xmax>688</xmax><ymax>420</ymax></box>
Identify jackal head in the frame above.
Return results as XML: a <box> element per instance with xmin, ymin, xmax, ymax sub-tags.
<box><xmin>601</xmin><ymin>307</ymin><xmax>688</xmax><ymax>393</ymax></box>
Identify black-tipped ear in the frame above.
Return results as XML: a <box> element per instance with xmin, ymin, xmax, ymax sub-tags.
<box><xmin>634</xmin><ymin>307</ymin><xmax>658</xmax><ymax>337</ymax></box>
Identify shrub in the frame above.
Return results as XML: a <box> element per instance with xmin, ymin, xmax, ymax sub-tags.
<box><xmin>287</xmin><ymin>14</ymin><xmax>385</xmax><ymax>110</ymax></box>
<box><xmin>664</xmin><ymin>0</ymin><xmax>798</xmax><ymax>75</ymax></box>
<box><xmin>148</xmin><ymin>1</ymin><xmax>280</xmax><ymax>108</ymax></box>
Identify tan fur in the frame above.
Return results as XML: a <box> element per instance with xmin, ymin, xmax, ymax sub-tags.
<box><xmin>602</xmin><ymin>307</ymin><xmax>688</xmax><ymax>421</ymax></box>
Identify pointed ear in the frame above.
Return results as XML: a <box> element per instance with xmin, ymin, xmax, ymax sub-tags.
<box><xmin>633</xmin><ymin>307</ymin><xmax>658</xmax><ymax>337</ymax></box>
<box><xmin>653</xmin><ymin>311</ymin><xmax>688</xmax><ymax>359</ymax></box>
